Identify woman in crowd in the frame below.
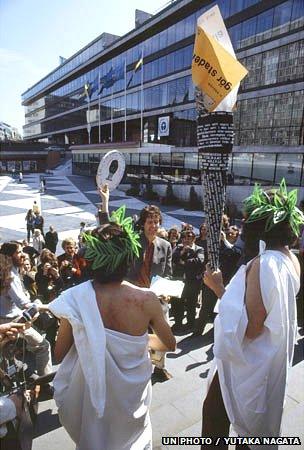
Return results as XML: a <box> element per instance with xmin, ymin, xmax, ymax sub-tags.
<box><xmin>32</xmin><ymin>229</ymin><xmax>45</xmax><ymax>254</ymax></box>
<box><xmin>201</xmin><ymin>180</ymin><xmax>303</xmax><ymax>448</ymax></box>
<box><xmin>35</xmin><ymin>249</ymin><xmax>63</xmax><ymax>353</ymax></box>
<box><xmin>48</xmin><ymin>186</ymin><xmax>176</xmax><ymax>450</ymax></box>
<box><xmin>57</xmin><ymin>237</ymin><xmax>87</xmax><ymax>288</ymax></box>
<box><xmin>21</xmin><ymin>256</ymin><xmax>37</xmax><ymax>300</ymax></box>
<box><xmin>25</xmin><ymin>209</ymin><xmax>35</xmax><ymax>241</ymax></box>
<box><xmin>35</xmin><ymin>249</ymin><xmax>63</xmax><ymax>303</ymax></box>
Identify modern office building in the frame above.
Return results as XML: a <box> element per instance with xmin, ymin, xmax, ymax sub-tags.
<box><xmin>21</xmin><ymin>0</ymin><xmax>303</xmax><ymax>203</ymax></box>
<box><xmin>0</xmin><ymin>122</ymin><xmax>22</xmax><ymax>141</ymax></box>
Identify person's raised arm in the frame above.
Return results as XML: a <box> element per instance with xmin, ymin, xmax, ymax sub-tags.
<box><xmin>146</xmin><ymin>293</ymin><xmax>176</xmax><ymax>352</ymax></box>
<box><xmin>54</xmin><ymin>318</ymin><xmax>74</xmax><ymax>363</ymax></box>
<box><xmin>97</xmin><ymin>184</ymin><xmax>110</xmax><ymax>224</ymax></box>
<box><xmin>203</xmin><ymin>264</ymin><xmax>225</xmax><ymax>299</ymax></box>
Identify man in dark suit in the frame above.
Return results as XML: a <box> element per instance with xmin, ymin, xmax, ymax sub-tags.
<box><xmin>128</xmin><ymin>205</ymin><xmax>172</xmax><ymax>382</ymax></box>
<box><xmin>172</xmin><ymin>230</ymin><xmax>205</xmax><ymax>330</ymax></box>
<box><xmin>45</xmin><ymin>225</ymin><xmax>58</xmax><ymax>254</ymax></box>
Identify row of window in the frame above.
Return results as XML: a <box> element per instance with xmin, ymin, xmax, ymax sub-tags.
<box><xmin>72</xmin><ymin>151</ymin><xmax>304</xmax><ymax>186</ymax></box>
<box><xmin>240</xmin><ymin>40</ymin><xmax>304</xmax><ymax>90</ymax></box>
<box><xmin>229</xmin><ymin>0</ymin><xmax>303</xmax><ymax>49</ymax></box>
<box><xmin>24</xmin><ymin>85</ymin><xmax>303</xmax><ymax>149</ymax></box>
<box><xmin>0</xmin><ymin>161</ymin><xmax>37</xmax><ymax>172</ymax></box>
<box><xmin>234</xmin><ymin>90</ymin><xmax>303</xmax><ymax>146</ymax></box>
<box><xmin>25</xmin><ymin>35</ymin><xmax>304</xmax><ymax>127</ymax></box>
<box><xmin>23</xmin><ymin>0</ymin><xmax>303</xmax><ymax>103</ymax></box>
<box><xmin>25</xmin><ymin>44</ymin><xmax>194</xmax><ymax>121</ymax></box>
<box><xmin>24</xmin><ymin>77</ymin><xmax>196</xmax><ymax>135</ymax></box>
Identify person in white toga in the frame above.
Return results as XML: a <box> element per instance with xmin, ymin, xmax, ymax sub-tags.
<box><xmin>49</xmin><ymin>186</ymin><xmax>176</xmax><ymax>450</ymax></box>
<box><xmin>201</xmin><ymin>179</ymin><xmax>303</xmax><ymax>450</ymax></box>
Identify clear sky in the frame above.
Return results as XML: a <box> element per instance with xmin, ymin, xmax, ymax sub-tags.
<box><xmin>0</xmin><ymin>0</ymin><xmax>167</xmax><ymax>135</ymax></box>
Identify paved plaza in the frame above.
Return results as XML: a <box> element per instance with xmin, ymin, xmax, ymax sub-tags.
<box><xmin>0</xmin><ymin>170</ymin><xmax>303</xmax><ymax>449</ymax></box>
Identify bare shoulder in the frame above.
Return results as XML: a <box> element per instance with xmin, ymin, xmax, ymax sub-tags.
<box><xmin>246</xmin><ymin>256</ymin><xmax>260</xmax><ymax>280</ymax></box>
<box><xmin>122</xmin><ymin>282</ymin><xmax>159</xmax><ymax>306</ymax></box>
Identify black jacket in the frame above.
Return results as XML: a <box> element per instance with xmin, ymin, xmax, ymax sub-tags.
<box><xmin>172</xmin><ymin>244</ymin><xmax>205</xmax><ymax>282</ymax></box>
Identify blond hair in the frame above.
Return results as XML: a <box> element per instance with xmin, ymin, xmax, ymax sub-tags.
<box><xmin>62</xmin><ymin>237</ymin><xmax>76</xmax><ymax>250</ymax></box>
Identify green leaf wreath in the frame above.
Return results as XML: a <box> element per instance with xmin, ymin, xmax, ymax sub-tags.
<box><xmin>83</xmin><ymin>205</ymin><xmax>141</xmax><ymax>271</ymax></box>
<box><xmin>243</xmin><ymin>178</ymin><xmax>304</xmax><ymax>236</ymax></box>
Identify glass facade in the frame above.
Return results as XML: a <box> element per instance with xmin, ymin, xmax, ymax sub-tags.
<box><xmin>22</xmin><ymin>0</ymin><xmax>304</xmax><ymax>187</ymax></box>
<box><xmin>72</xmin><ymin>151</ymin><xmax>303</xmax><ymax>186</ymax></box>
<box><xmin>23</xmin><ymin>0</ymin><xmax>303</xmax><ymax>105</ymax></box>
<box><xmin>234</xmin><ymin>90</ymin><xmax>303</xmax><ymax>146</ymax></box>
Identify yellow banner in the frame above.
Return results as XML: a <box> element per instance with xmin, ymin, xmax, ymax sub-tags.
<box><xmin>192</xmin><ymin>26</ymin><xmax>248</xmax><ymax>112</ymax></box>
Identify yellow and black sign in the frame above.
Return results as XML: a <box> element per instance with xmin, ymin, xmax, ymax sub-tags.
<box><xmin>192</xmin><ymin>26</ymin><xmax>248</xmax><ymax>111</ymax></box>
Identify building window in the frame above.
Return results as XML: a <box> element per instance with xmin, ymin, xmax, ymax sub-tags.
<box><xmin>150</xmin><ymin>153</ymin><xmax>159</xmax><ymax>166</ymax></box>
<box><xmin>132</xmin><ymin>153</ymin><xmax>140</xmax><ymax>165</ymax></box>
<box><xmin>185</xmin><ymin>153</ymin><xmax>198</xmax><ymax>170</ymax></box>
<box><xmin>291</xmin><ymin>0</ymin><xmax>304</xmax><ymax>29</ymax></box>
<box><xmin>252</xmin><ymin>153</ymin><xmax>276</xmax><ymax>184</ymax></box>
<box><xmin>172</xmin><ymin>153</ymin><xmax>184</xmax><ymax>167</ymax></box>
<box><xmin>140</xmin><ymin>153</ymin><xmax>149</xmax><ymax>166</ymax></box>
<box><xmin>241</xmin><ymin>16</ymin><xmax>257</xmax><ymax>47</ymax></box>
<box><xmin>275</xmin><ymin>154</ymin><xmax>303</xmax><ymax>185</ymax></box>
<box><xmin>272</xmin><ymin>0</ymin><xmax>292</xmax><ymax>36</ymax></box>
<box><xmin>232</xmin><ymin>153</ymin><xmax>253</xmax><ymax>184</ymax></box>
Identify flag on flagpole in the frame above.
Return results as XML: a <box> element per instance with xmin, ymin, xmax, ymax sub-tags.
<box><xmin>84</xmin><ymin>81</ymin><xmax>91</xmax><ymax>99</ymax></box>
<box><xmin>127</xmin><ymin>53</ymin><xmax>143</xmax><ymax>88</ymax></box>
<box><xmin>99</xmin><ymin>63</ymin><xmax>125</xmax><ymax>95</ymax></box>
<box><xmin>79</xmin><ymin>77</ymin><xmax>98</xmax><ymax>101</ymax></box>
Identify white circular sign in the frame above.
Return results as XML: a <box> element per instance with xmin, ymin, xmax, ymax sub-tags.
<box><xmin>96</xmin><ymin>150</ymin><xmax>126</xmax><ymax>191</ymax></box>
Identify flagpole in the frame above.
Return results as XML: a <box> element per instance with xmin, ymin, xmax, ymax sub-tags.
<box><xmin>88</xmin><ymin>94</ymin><xmax>91</xmax><ymax>145</ymax></box>
<box><xmin>140</xmin><ymin>49</ymin><xmax>144</xmax><ymax>144</ymax></box>
<box><xmin>124</xmin><ymin>59</ymin><xmax>127</xmax><ymax>142</ymax></box>
<box><xmin>98</xmin><ymin>73</ymin><xmax>101</xmax><ymax>143</ymax></box>
<box><xmin>110</xmin><ymin>86</ymin><xmax>113</xmax><ymax>142</ymax></box>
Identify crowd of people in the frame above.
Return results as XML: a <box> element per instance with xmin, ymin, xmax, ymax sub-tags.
<box><xmin>0</xmin><ymin>180</ymin><xmax>303</xmax><ymax>450</ymax></box>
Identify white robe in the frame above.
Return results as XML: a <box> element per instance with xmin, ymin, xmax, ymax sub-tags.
<box><xmin>48</xmin><ymin>281</ymin><xmax>153</xmax><ymax>450</ymax></box>
<box><xmin>209</xmin><ymin>248</ymin><xmax>300</xmax><ymax>449</ymax></box>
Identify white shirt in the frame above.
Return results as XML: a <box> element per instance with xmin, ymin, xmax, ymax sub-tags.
<box><xmin>0</xmin><ymin>397</ymin><xmax>16</xmax><ymax>437</ymax></box>
<box><xmin>0</xmin><ymin>267</ymin><xmax>30</xmax><ymax>319</ymax></box>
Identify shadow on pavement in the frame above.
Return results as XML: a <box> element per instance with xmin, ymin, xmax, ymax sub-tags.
<box><xmin>168</xmin><ymin>327</ymin><xmax>214</xmax><ymax>359</ymax></box>
<box><xmin>34</xmin><ymin>409</ymin><xmax>61</xmax><ymax>438</ymax></box>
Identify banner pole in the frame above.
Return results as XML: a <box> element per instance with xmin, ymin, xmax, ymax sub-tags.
<box><xmin>98</xmin><ymin>73</ymin><xmax>101</xmax><ymax>144</ymax></box>
<box><xmin>140</xmin><ymin>49</ymin><xmax>144</xmax><ymax>144</ymax></box>
<box><xmin>124</xmin><ymin>59</ymin><xmax>127</xmax><ymax>142</ymax></box>
<box><xmin>111</xmin><ymin>87</ymin><xmax>113</xmax><ymax>143</ymax></box>
<box><xmin>88</xmin><ymin>95</ymin><xmax>91</xmax><ymax>145</ymax></box>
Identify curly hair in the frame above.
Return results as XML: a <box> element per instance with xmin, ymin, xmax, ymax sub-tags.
<box><xmin>139</xmin><ymin>205</ymin><xmax>162</xmax><ymax>227</ymax></box>
<box><xmin>0</xmin><ymin>254</ymin><xmax>14</xmax><ymax>294</ymax></box>
<box><xmin>40</xmin><ymin>248</ymin><xmax>59</xmax><ymax>268</ymax></box>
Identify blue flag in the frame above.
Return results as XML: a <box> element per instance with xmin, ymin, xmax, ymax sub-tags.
<box><xmin>99</xmin><ymin>63</ymin><xmax>125</xmax><ymax>95</ymax></box>
<box><xmin>112</xmin><ymin>63</ymin><xmax>125</xmax><ymax>82</ymax></box>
